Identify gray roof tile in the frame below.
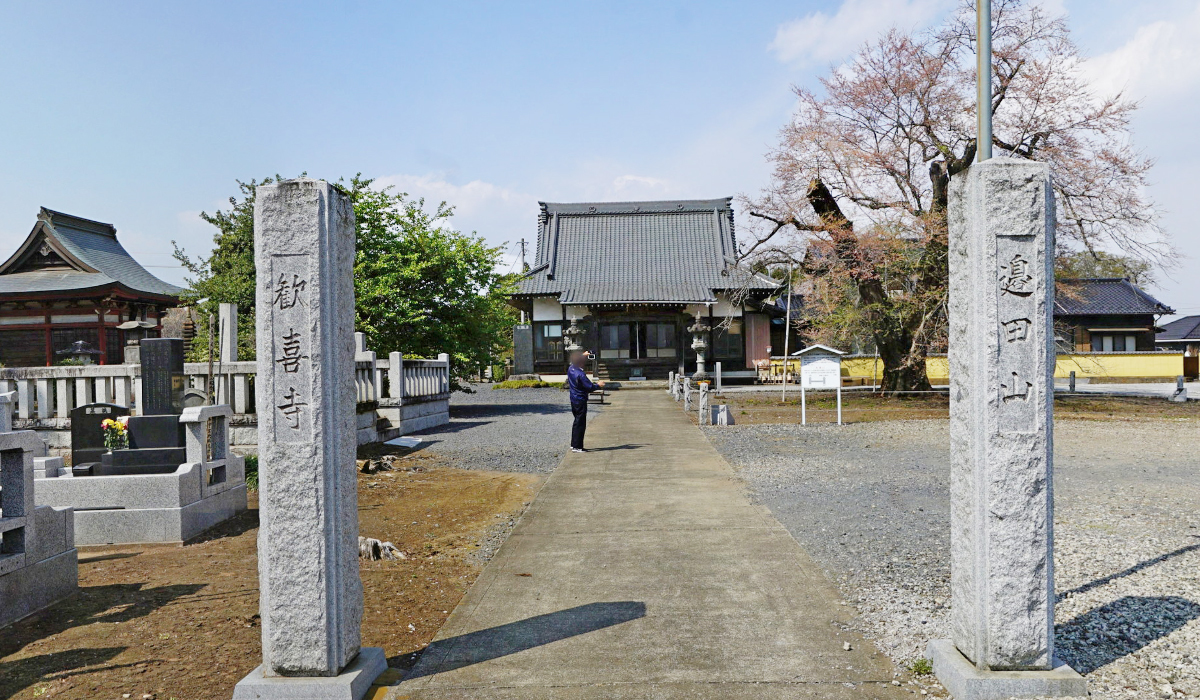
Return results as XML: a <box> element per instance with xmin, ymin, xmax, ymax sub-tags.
<box><xmin>0</xmin><ymin>208</ymin><xmax>182</xmax><ymax>298</ymax></box>
<box><xmin>1158</xmin><ymin>315</ymin><xmax>1200</xmax><ymax>342</ymax></box>
<box><xmin>517</xmin><ymin>198</ymin><xmax>778</xmax><ymax>304</ymax></box>
<box><xmin>1054</xmin><ymin>278</ymin><xmax>1172</xmax><ymax>316</ymax></box>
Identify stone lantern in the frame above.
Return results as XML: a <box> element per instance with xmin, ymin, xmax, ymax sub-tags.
<box><xmin>563</xmin><ymin>311</ymin><xmax>586</xmax><ymax>354</ymax></box>
<box><xmin>688</xmin><ymin>308</ymin><xmax>711</xmax><ymax>382</ymax></box>
<box><xmin>55</xmin><ymin>339</ymin><xmax>102</xmax><ymax>366</ymax></box>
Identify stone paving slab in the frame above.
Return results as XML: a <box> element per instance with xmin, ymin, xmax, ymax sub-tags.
<box><xmin>389</xmin><ymin>391</ymin><xmax>907</xmax><ymax>699</ymax></box>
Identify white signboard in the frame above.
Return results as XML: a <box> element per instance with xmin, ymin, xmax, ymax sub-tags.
<box><xmin>801</xmin><ymin>353</ymin><xmax>841</xmax><ymax>389</ymax></box>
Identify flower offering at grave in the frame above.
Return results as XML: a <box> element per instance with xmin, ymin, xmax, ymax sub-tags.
<box><xmin>100</xmin><ymin>417</ymin><xmax>128</xmax><ymax>451</ymax></box>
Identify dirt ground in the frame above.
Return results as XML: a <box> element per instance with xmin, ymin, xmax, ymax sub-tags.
<box><xmin>0</xmin><ymin>451</ymin><xmax>542</xmax><ymax>700</ymax></box>
<box><xmin>707</xmin><ymin>390</ymin><xmax>1200</xmax><ymax>425</ymax></box>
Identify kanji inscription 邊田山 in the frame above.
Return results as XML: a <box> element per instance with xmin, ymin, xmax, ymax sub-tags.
<box><xmin>999</xmin><ymin>253</ymin><xmax>1034</xmax><ymax>297</ymax></box>
<box><xmin>1001</xmin><ymin>317</ymin><xmax>1031</xmax><ymax>342</ymax></box>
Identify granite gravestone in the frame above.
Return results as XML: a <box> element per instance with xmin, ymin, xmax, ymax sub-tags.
<box><xmin>69</xmin><ymin>403</ymin><xmax>130</xmax><ymax>469</ymax></box>
<box><xmin>928</xmin><ymin>158</ymin><xmax>1085</xmax><ymax>698</ymax></box>
<box><xmin>235</xmin><ymin>179</ymin><xmax>384</xmax><ymax>699</ymax></box>
<box><xmin>139</xmin><ymin>338</ymin><xmax>185</xmax><ymax>416</ymax></box>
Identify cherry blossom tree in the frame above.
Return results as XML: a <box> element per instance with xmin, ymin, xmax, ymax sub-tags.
<box><xmin>742</xmin><ymin>0</ymin><xmax>1167</xmax><ymax>392</ymax></box>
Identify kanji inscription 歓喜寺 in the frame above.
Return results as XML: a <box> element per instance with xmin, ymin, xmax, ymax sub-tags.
<box><xmin>277</xmin><ymin>386</ymin><xmax>308</xmax><ymax>430</ymax></box>
<box><xmin>276</xmin><ymin>328</ymin><xmax>308</xmax><ymax>373</ymax></box>
<box><xmin>273</xmin><ymin>273</ymin><xmax>308</xmax><ymax>310</ymax></box>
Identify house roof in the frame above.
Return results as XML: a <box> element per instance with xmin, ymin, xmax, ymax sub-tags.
<box><xmin>1054</xmin><ymin>278</ymin><xmax>1173</xmax><ymax>316</ymax></box>
<box><xmin>515</xmin><ymin>198</ymin><xmax>779</xmax><ymax>305</ymax></box>
<box><xmin>1157</xmin><ymin>315</ymin><xmax>1200</xmax><ymax>343</ymax></box>
<box><xmin>0</xmin><ymin>208</ymin><xmax>182</xmax><ymax>300</ymax></box>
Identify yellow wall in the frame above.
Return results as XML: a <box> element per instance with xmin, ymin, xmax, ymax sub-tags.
<box><xmin>769</xmin><ymin>352</ymin><xmax>1183</xmax><ymax>383</ymax></box>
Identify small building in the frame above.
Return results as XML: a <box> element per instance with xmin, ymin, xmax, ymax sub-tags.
<box><xmin>1054</xmin><ymin>278</ymin><xmax>1173</xmax><ymax>352</ymax></box>
<box><xmin>0</xmin><ymin>208</ymin><xmax>182</xmax><ymax>366</ymax></box>
<box><xmin>508</xmin><ymin>198</ymin><xmax>781</xmax><ymax>380</ymax></box>
<box><xmin>1156</xmin><ymin>315</ymin><xmax>1200</xmax><ymax>379</ymax></box>
<box><xmin>1157</xmin><ymin>316</ymin><xmax>1200</xmax><ymax>355</ymax></box>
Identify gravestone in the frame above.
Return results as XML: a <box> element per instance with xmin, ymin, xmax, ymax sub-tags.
<box><xmin>235</xmin><ymin>179</ymin><xmax>384</xmax><ymax>699</ymax></box>
<box><xmin>139</xmin><ymin>338</ymin><xmax>185</xmax><ymax>416</ymax></box>
<box><xmin>929</xmin><ymin>158</ymin><xmax>1085</xmax><ymax>698</ymax></box>
<box><xmin>69</xmin><ymin>403</ymin><xmax>131</xmax><ymax>470</ymax></box>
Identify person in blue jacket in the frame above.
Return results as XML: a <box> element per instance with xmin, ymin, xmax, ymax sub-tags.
<box><xmin>566</xmin><ymin>350</ymin><xmax>605</xmax><ymax>452</ymax></box>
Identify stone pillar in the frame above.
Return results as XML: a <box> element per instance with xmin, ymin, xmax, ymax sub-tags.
<box><xmin>236</xmin><ymin>179</ymin><xmax>384</xmax><ymax>699</ymax></box>
<box><xmin>698</xmin><ymin>383</ymin><xmax>710</xmax><ymax>425</ymax></box>
<box><xmin>667</xmin><ymin>371</ymin><xmax>675</xmax><ymax>395</ymax></box>
<box><xmin>683</xmin><ymin>378</ymin><xmax>693</xmax><ymax>411</ymax></box>
<box><xmin>219</xmin><ymin>303</ymin><xmax>239</xmax><ymax>363</ymax></box>
<box><xmin>714</xmin><ymin>362</ymin><xmax>722</xmax><ymax>394</ymax></box>
<box><xmin>929</xmin><ymin>158</ymin><xmax>1084</xmax><ymax>698</ymax></box>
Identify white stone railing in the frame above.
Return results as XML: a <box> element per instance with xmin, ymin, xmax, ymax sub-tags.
<box><xmin>0</xmin><ymin>335</ymin><xmax>451</xmax><ymax>421</ymax></box>
<box><xmin>0</xmin><ymin>362</ymin><xmax>257</xmax><ymax>421</ymax></box>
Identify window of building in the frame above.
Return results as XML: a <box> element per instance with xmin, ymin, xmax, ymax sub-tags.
<box><xmin>643</xmin><ymin>322</ymin><xmax>675</xmax><ymax>358</ymax></box>
<box><xmin>599</xmin><ymin>323</ymin><xmax>632</xmax><ymax>359</ymax></box>
<box><xmin>1091</xmin><ymin>334</ymin><xmax>1138</xmax><ymax>352</ymax></box>
<box><xmin>0</xmin><ymin>330</ymin><xmax>47</xmax><ymax>367</ymax></box>
<box><xmin>534</xmin><ymin>323</ymin><xmax>564</xmax><ymax>362</ymax></box>
<box><xmin>106</xmin><ymin>328</ymin><xmax>122</xmax><ymax>365</ymax></box>
<box><xmin>713</xmin><ymin>320</ymin><xmax>744</xmax><ymax>359</ymax></box>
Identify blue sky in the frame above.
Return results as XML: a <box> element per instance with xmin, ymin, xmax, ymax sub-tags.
<box><xmin>2</xmin><ymin>1</ymin><xmax>1197</xmax><ymax>315</ymax></box>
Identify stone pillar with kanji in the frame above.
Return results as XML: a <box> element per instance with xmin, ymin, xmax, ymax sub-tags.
<box><xmin>235</xmin><ymin>179</ymin><xmax>384</xmax><ymax>700</ymax></box>
<box><xmin>930</xmin><ymin>158</ymin><xmax>1085</xmax><ymax>699</ymax></box>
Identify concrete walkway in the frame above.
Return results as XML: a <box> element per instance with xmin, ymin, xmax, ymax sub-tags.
<box><xmin>390</xmin><ymin>391</ymin><xmax>908</xmax><ymax>699</ymax></box>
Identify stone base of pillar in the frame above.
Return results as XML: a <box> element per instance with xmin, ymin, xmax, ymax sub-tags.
<box><xmin>233</xmin><ymin>647</ymin><xmax>387</xmax><ymax>700</ymax></box>
<box><xmin>927</xmin><ymin>640</ymin><xmax>1085</xmax><ymax>700</ymax></box>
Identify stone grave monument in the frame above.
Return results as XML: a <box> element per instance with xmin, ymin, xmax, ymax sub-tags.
<box><xmin>35</xmin><ymin>339</ymin><xmax>246</xmax><ymax>544</ymax></box>
<box><xmin>234</xmin><ymin>179</ymin><xmax>385</xmax><ymax>699</ymax></box>
<box><xmin>927</xmin><ymin>158</ymin><xmax>1086</xmax><ymax>698</ymax></box>
<box><xmin>67</xmin><ymin>403</ymin><xmax>131</xmax><ymax>475</ymax></box>
<box><xmin>0</xmin><ymin>391</ymin><xmax>78</xmax><ymax>629</ymax></box>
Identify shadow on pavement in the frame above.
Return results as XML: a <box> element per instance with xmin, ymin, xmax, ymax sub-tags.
<box><xmin>399</xmin><ymin>601</ymin><xmax>646</xmax><ymax>679</ymax></box>
<box><xmin>588</xmin><ymin>444</ymin><xmax>646</xmax><ymax>452</ymax></box>
<box><xmin>1056</xmin><ymin>595</ymin><xmax>1200</xmax><ymax>674</ymax></box>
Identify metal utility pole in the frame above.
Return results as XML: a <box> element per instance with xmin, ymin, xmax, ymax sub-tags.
<box><xmin>977</xmin><ymin>0</ymin><xmax>992</xmax><ymax>162</ymax></box>
<box><xmin>781</xmin><ymin>262</ymin><xmax>793</xmax><ymax>402</ymax></box>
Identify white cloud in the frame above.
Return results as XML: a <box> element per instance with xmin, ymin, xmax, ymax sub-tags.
<box><xmin>769</xmin><ymin>0</ymin><xmax>953</xmax><ymax>66</ymax></box>
<box><xmin>1082</xmin><ymin>2</ymin><xmax>1200</xmax><ymax>103</ymax></box>
<box><xmin>609</xmin><ymin>174</ymin><xmax>676</xmax><ymax>199</ymax></box>
<box><xmin>372</xmin><ymin>173</ymin><xmax>540</xmax><ymax>258</ymax></box>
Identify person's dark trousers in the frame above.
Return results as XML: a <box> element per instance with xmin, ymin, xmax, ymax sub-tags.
<box><xmin>570</xmin><ymin>399</ymin><xmax>588</xmax><ymax>449</ymax></box>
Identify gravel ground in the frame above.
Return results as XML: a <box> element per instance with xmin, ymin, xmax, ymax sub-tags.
<box><xmin>410</xmin><ymin>383</ymin><xmax>599</xmax><ymax>473</ymax></box>
<box><xmin>704</xmin><ymin>419</ymin><xmax>1200</xmax><ymax>699</ymax></box>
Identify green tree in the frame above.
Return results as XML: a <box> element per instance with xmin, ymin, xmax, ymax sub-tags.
<box><xmin>172</xmin><ymin>176</ymin><xmax>517</xmax><ymax>388</ymax></box>
<box><xmin>173</xmin><ymin>177</ymin><xmax>270</xmax><ymax>362</ymax></box>
<box><xmin>344</xmin><ymin>175</ymin><xmax>518</xmax><ymax>388</ymax></box>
